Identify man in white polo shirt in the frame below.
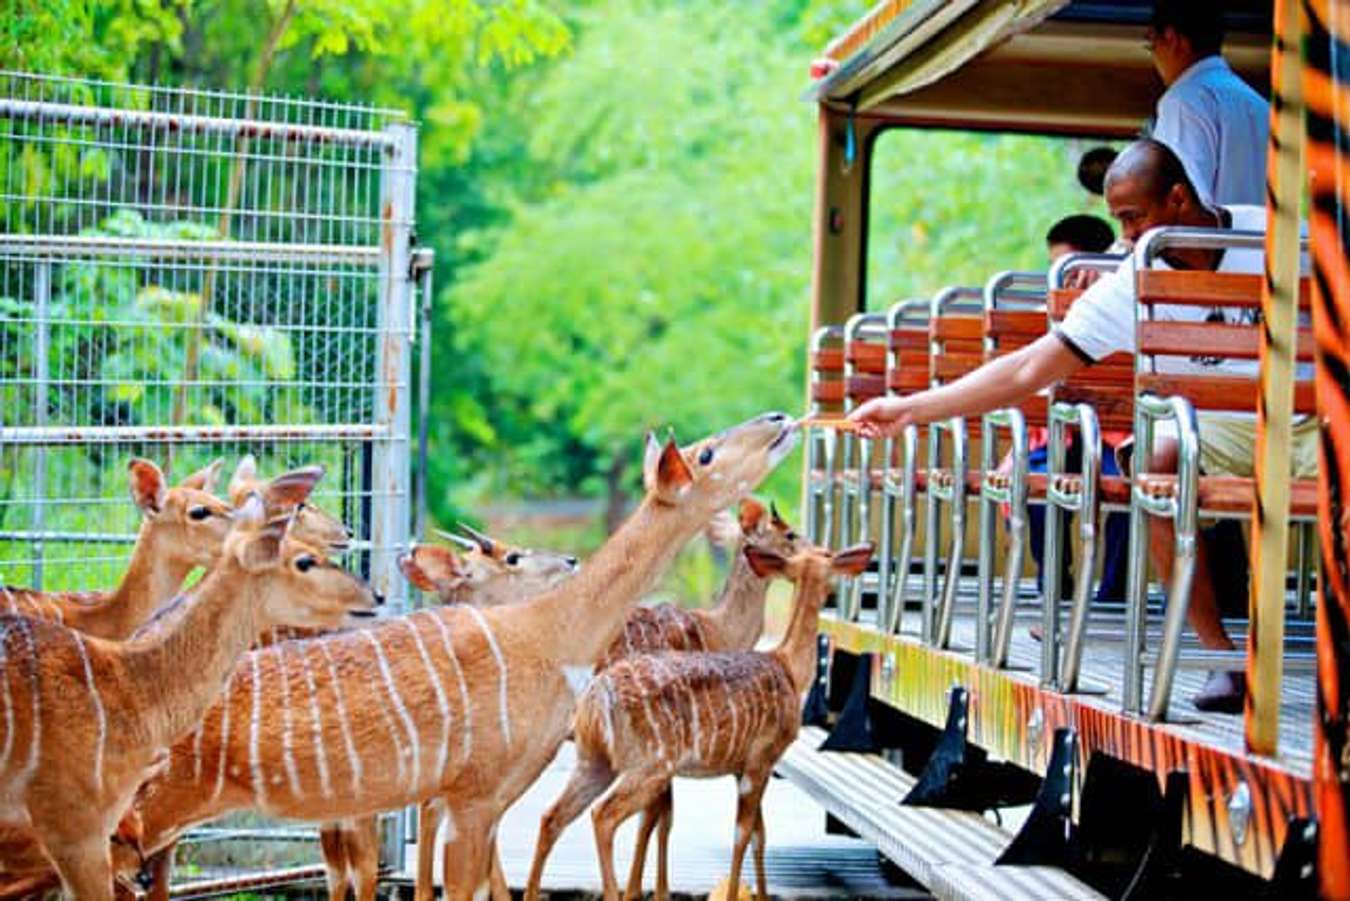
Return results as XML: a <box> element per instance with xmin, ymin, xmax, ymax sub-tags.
<box><xmin>1148</xmin><ymin>0</ymin><xmax>1269</xmax><ymax>207</ymax></box>
<box><xmin>848</xmin><ymin>139</ymin><xmax>1315</xmax><ymax>713</ymax></box>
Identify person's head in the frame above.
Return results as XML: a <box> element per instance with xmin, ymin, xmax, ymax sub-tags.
<box><xmin>1077</xmin><ymin>146</ymin><xmax>1118</xmax><ymax>196</ymax></box>
<box><xmin>1149</xmin><ymin>0</ymin><xmax>1225</xmax><ymax>85</ymax></box>
<box><xmin>1045</xmin><ymin>215</ymin><xmax>1116</xmax><ymax>261</ymax></box>
<box><xmin>1102</xmin><ymin>138</ymin><xmax>1210</xmax><ymax>246</ymax></box>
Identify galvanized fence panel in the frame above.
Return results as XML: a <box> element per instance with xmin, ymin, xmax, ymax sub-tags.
<box><xmin>0</xmin><ymin>71</ymin><xmax>422</xmax><ymax>889</ymax></box>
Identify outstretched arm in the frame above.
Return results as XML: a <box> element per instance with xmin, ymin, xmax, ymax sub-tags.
<box><xmin>847</xmin><ymin>333</ymin><xmax>1086</xmax><ymax>438</ymax></box>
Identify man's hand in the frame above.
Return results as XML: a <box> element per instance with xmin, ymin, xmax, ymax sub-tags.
<box><xmin>847</xmin><ymin>396</ymin><xmax>914</xmax><ymax>439</ymax></box>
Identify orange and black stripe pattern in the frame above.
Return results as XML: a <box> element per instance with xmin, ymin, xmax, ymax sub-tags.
<box><xmin>1300</xmin><ymin>1</ymin><xmax>1350</xmax><ymax>891</ymax></box>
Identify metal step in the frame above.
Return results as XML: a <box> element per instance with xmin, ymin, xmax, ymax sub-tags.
<box><xmin>774</xmin><ymin>727</ymin><xmax>1104</xmax><ymax>900</ymax></box>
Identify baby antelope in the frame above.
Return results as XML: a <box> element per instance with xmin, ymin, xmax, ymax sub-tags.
<box><xmin>525</xmin><ymin>540</ymin><xmax>873</xmax><ymax>901</ymax></box>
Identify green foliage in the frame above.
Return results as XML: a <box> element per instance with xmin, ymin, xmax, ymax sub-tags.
<box><xmin>867</xmin><ymin>131</ymin><xmax>1109</xmax><ymax>306</ymax></box>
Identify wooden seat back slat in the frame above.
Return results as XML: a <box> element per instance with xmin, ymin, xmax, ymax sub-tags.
<box><xmin>1138</xmin><ymin>322</ymin><xmax>1316</xmax><ymax>361</ymax></box>
<box><xmin>846</xmin><ymin>374</ymin><xmax>886</xmax><ymax>402</ymax></box>
<box><xmin>811</xmin><ymin>381</ymin><xmax>844</xmax><ymax>404</ymax></box>
<box><xmin>1137</xmin><ymin>270</ymin><xmax>1312</xmax><ymax>309</ymax></box>
<box><xmin>812</xmin><ymin>348</ymin><xmax>845</xmax><ymax>373</ymax></box>
<box><xmin>931</xmin><ymin>317</ymin><xmax>985</xmax><ymax>342</ymax></box>
<box><xmin>890</xmin><ymin>328</ymin><xmax>929</xmax><ymax>351</ymax></box>
<box><xmin>985</xmin><ymin>309</ymin><xmax>1047</xmax><ymax>341</ymax></box>
<box><xmin>1136</xmin><ymin>374</ymin><xmax>1318</xmax><ymax>414</ymax></box>
<box><xmin>845</xmin><ymin>342</ymin><xmax>888</xmax><ymax>374</ymax></box>
<box><xmin>888</xmin><ymin>370</ymin><xmax>931</xmax><ymax>393</ymax></box>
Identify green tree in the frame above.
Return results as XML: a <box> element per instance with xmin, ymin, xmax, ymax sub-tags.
<box><xmin>435</xmin><ymin>1</ymin><xmax>818</xmax><ymax>529</ymax></box>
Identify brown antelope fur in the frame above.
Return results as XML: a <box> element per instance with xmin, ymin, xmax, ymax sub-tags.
<box><xmin>106</xmin><ymin>413</ymin><xmax>798</xmax><ymax>901</ymax></box>
<box><xmin>0</xmin><ymin>458</ymin><xmax>232</xmax><ymax>641</ymax></box>
<box><xmin>0</xmin><ymin>493</ymin><xmax>377</xmax><ymax>900</ymax></box>
<box><xmin>524</xmin><ymin>541</ymin><xmax>873</xmax><ymax>901</ymax></box>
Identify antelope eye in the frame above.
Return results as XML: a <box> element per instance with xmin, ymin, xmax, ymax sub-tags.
<box><xmin>786</xmin><ymin>531</ymin><xmax>798</xmax><ymax>542</ymax></box>
<box><xmin>295</xmin><ymin>555</ymin><xmax>316</xmax><ymax>573</ymax></box>
<box><xmin>504</xmin><ymin>552</ymin><xmax>521</xmax><ymax>566</ymax></box>
<box><xmin>698</xmin><ymin>447</ymin><xmax>714</xmax><ymax>466</ymax></box>
<box><xmin>189</xmin><ymin>506</ymin><xmax>212</xmax><ymax>521</ymax></box>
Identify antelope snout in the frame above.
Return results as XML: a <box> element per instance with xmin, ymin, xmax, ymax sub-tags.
<box><xmin>373</xmin><ymin>592</ymin><xmax>387</xmax><ymax>606</ymax></box>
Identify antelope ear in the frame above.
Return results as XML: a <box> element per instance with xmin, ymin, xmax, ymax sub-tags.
<box><xmin>228</xmin><ymin>454</ymin><xmax>259</xmax><ymax>501</ymax></box>
<box><xmin>233</xmin><ymin>491</ymin><xmax>267</xmax><ymax>528</ymax></box>
<box><xmin>743</xmin><ymin>545</ymin><xmax>788</xmax><ymax>579</ymax></box>
<box><xmin>649</xmin><ymin>438</ymin><xmax>693</xmax><ymax>503</ymax></box>
<box><xmin>831</xmin><ymin>543</ymin><xmax>875</xmax><ymax>577</ymax></box>
<box><xmin>738</xmin><ymin>497</ymin><xmax>767</xmax><ymax>533</ymax></box>
<box><xmin>128</xmin><ymin>459</ymin><xmax>169</xmax><ymax>517</ymax></box>
<box><xmin>642</xmin><ymin>431</ymin><xmax>662</xmax><ymax>493</ymax></box>
<box><xmin>769</xmin><ymin>500</ymin><xmax>790</xmax><ymax>531</ymax></box>
<box><xmin>235</xmin><ymin>515</ymin><xmax>286</xmax><ymax>571</ymax></box>
<box><xmin>400</xmin><ymin>551</ymin><xmax>438</xmax><ymax>592</ymax></box>
<box><xmin>180</xmin><ymin>458</ymin><xmax>224</xmax><ymax>494</ymax></box>
<box><xmin>264</xmin><ymin>465</ymin><xmax>325</xmax><ymax>508</ymax></box>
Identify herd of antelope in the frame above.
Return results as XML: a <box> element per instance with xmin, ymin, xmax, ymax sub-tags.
<box><xmin>0</xmin><ymin>411</ymin><xmax>870</xmax><ymax>900</ymax></box>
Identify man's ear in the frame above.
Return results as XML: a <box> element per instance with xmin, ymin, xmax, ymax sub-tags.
<box><xmin>738</xmin><ymin>498</ymin><xmax>767</xmax><ymax>534</ymax></box>
<box><xmin>128</xmin><ymin>459</ymin><xmax>169</xmax><ymax>517</ymax></box>
<box><xmin>831</xmin><ymin>543</ymin><xmax>875</xmax><ymax>578</ymax></box>
<box><xmin>228</xmin><ymin>454</ymin><xmax>259</xmax><ymax>502</ymax></box>
<box><xmin>743</xmin><ymin>545</ymin><xmax>788</xmax><ymax>579</ymax></box>
<box><xmin>180</xmin><ymin>458</ymin><xmax>224</xmax><ymax>494</ymax></box>
<box><xmin>264</xmin><ymin>465</ymin><xmax>325</xmax><ymax>509</ymax></box>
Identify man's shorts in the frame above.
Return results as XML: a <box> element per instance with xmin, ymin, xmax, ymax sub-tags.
<box><xmin>1117</xmin><ymin>414</ymin><xmax>1320</xmax><ymax>479</ymax></box>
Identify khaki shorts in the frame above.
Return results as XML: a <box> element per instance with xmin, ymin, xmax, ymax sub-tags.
<box><xmin>1118</xmin><ymin>414</ymin><xmax>1320</xmax><ymax>479</ymax></box>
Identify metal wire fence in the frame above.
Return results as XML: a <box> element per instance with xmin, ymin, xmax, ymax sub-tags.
<box><xmin>0</xmin><ymin>70</ymin><xmax>423</xmax><ymax>889</ymax></box>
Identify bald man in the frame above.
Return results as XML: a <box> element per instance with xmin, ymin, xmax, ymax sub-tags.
<box><xmin>849</xmin><ymin>139</ymin><xmax>1316</xmax><ymax>713</ymax></box>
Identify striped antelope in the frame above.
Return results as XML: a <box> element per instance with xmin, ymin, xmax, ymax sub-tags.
<box><xmin>309</xmin><ymin>537</ymin><xmax>581</xmax><ymax>901</ymax></box>
<box><xmin>591</xmin><ymin>497</ymin><xmax>809</xmax><ymax>900</ymax></box>
<box><xmin>0</xmin><ymin>460</ymin><xmax>336</xmax><ymax>897</ymax></box>
<box><xmin>111</xmin><ymin>413</ymin><xmax>799</xmax><ymax>901</ymax></box>
<box><xmin>409</xmin><ymin>501</ymin><xmax>795</xmax><ymax>901</ymax></box>
<box><xmin>0</xmin><ymin>457</ymin><xmax>233</xmax><ymax>641</ymax></box>
<box><xmin>597</xmin><ymin>498</ymin><xmax>807</xmax><ymax>672</ymax></box>
<box><xmin>524</xmin><ymin>540</ymin><xmax>873</xmax><ymax>901</ymax></box>
<box><xmin>0</xmin><ymin>492</ymin><xmax>377</xmax><ymax>900</ymax></box>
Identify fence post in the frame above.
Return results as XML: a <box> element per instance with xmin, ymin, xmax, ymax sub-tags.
<box><xmin>372</xmin><ymin>122</ymin><xmax>417</xmax><ymax>616</ymax></box>
<box><xmin>32</xmin><ymin>259</ymin><xmax>50</xmax><ymax>589</ymax></box>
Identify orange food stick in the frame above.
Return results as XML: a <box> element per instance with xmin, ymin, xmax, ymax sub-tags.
<box><xmin>797</xmin><ymin>416</ymin><xmax>863</xmax><ymax>433</ymax></box>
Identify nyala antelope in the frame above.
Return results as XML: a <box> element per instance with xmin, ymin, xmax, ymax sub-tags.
<box><xmin>587</xmin><ymin>496</ymin><xmax>808</xmax><ymax>899</ymax></box>
<box><xmin>104</xmin><ymin>413</ymin><xmax>797</xmax><ymax>901</ymax></box>
<box><xmin>0</xmin><ymin>493</ymin><xmax>377</xmax><ymax>900</ymax></box>
<box><xmin>303</xmin><ymin>536</ymin><xmax>581</xmax><ymax>901</ymax></box>
<box><xmin>525</xmin><ymin>541</ymin><xmax>873</xmax><ymax>901</ymax></box>
<box><xmin>0</xmin><ymin>458</ymin><xmax>232</xmax><ymax>640</ymax></box>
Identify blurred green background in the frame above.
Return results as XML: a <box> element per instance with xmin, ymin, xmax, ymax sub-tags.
<box><xmin>3</xmin><ymin>0</ymin><xmax>1107</xmax><ymax>601</ymax></box>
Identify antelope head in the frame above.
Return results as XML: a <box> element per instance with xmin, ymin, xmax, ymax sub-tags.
<box><xmin>228</xmin><ymin>454</ymin><xmax>352</xmax><ymax>552</ymax></box>
<box><xmin>734</xmin><ymin>497</ymin><xmax>809</xmax><ymax>562</ymax></box>
<box><xmin>743</xmin><ymin>541</ymin><xmax>874</xmax><ymax>585</ymax></box>
<box><xmin>400</xmin><ymin>528</ymin><xmax>579</xmax><ymax>606</ymax></box>
<box><xmin>128</xmin><ymin>457</ymin><xmax>234</xmax><ymax>569</ymax></box>
<box><xmin>226</xmin><ymin>493</ymin><xmax>378</xmax><ymax>631</ymax></box>
<box><xmin>641</xmin><ymin>412</ymin><xmax>798</xmax><ymax>516</ymax></box>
